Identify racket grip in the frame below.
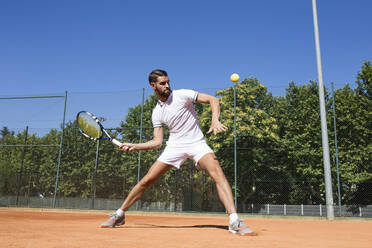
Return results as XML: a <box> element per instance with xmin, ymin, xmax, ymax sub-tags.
<box><xmin>111</xmin><ymin>139</ymin><xmax>122</xmax><ymax>147</ymax></box>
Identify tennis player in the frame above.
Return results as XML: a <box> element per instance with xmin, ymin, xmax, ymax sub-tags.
<box><xmin>101</xmin><ymin>69</ymin><xmax>254</xmax><ymax>235</ymax></box>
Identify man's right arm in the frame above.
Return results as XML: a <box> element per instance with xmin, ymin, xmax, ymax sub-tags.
<box><xmin>120</xmin><ymin>127</ymin><xmax>163</xmax><ymax>152</ymax></box>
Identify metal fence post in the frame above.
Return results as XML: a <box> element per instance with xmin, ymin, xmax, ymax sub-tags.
<box><xmin>53</xmin><ymin>91</ymin><xmax>68</xmax><ymax>208</ymax></box>
<box><xmin>284</xmin><ymin>204</ymin><xmax>287</xmax><ymax>216</ymax></box>
<box><xmin>359</xmin><ymin>206</ymin><xmax>362</xmax><ymax>217</ymax></box>
<box><xmin>174</xmin><ymin>170</ymin><xmax>177</xmax><ymax>212</ymax></box>
<box><xmin>92</xmin><ymin>140</ymin><xmax>100</xmax><ymax>209</ymax></box>
<box><xmin>233</xmin><ymin>85</ymin><xmax>238</xmax><ymax>208</ymax></box>
<box><xmin>189</xmin><ymin>166</ymin><xmax>193</xmax><ymax>211</ymax></box>
<box><xmin>136</xmin><ymin>88</ymin><xmax>145</xmax><ymax>210</ymax></box>
<box><xmin>331</xmin><ymin>82</ymin><xmax>342</xmax><ymax>217</ymax></box>
<box><xmin>301</xmin><ymin>204</ymin><xmax>304</xmax><ymax>216</ymax></box>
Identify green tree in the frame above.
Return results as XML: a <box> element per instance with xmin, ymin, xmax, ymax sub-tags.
<box><xmin>0</xmin><ymin>129</ymin><xmax>47</xmax><ymax>199</ymax></box>
<box><xmin>57</xmin><ymin>121</ymin><xmax>102</xmax><ymax>198</ymax></box>
<box><xmin>0</xmin><ymin>133</ymin><xmax>18</xmax><ymax>195</ymax></box>
<box><xmin>273</xmin><ymin>81</ymin><xmax>329</xmax><ymax>204</ymax></box>
<box><xmin>38</xmin><ymin>129</ymin><xmax>61</xmax><ymax>197</ymax></box>
<box><xmin>199</xmin><ymin>78</ymin><xmax>284</xmax><ymax>209</ymax></box>
<box><xmin>332</xmin><ymin>61</ymin><xmax>372</xmax><ymax>205</ymax></box>
<box><xmin>0</xmin><ymin>126</ymin><xmax>14</xmax><ymax>138</ymax></box>
<box><xmin>355</xmin><ymin>61</ymin><xmax>372</xmax><ymax>99</ymax></box>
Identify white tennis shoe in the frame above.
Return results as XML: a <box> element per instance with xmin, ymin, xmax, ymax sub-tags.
<box><xmin>101</xmin><ymin>213</ymin><xmax>125</xmax><ymax>228</ymax></box>
<box><xmin>228</xmin><ymin>219</ymin><xmax>256</xmax><ymax>236</ymax></box>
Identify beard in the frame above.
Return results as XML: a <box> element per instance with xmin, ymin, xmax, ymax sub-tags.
<box><xmin>156</xmin><ymin>87</ymin><xmax>172</xmax><ymax>98</ymax></box>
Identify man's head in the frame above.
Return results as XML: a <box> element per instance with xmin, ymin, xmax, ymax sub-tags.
<box><xmin>149</xmin><ymin>69</ymin><xmax>172</xmax><ymax>100</ymax></box>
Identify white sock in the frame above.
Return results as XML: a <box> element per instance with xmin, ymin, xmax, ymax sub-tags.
<box><xmin>229</xmin><ymin>213</ymin><xmax>239</xmax><ymax>224</ymax></box>
<box><xmin>116</xmin><ymin>209</ymin><xmax>124</xmax><ymax>217</ymax></box>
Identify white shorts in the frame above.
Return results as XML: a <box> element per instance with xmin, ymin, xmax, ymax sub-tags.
<box><xmin>157</xmin><ymin>141</ymin><xmax>214</xmax><ymax>169</ymax></box>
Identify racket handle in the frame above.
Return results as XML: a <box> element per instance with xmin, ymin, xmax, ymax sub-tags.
<box><xmin>111</xmin><ymin>139</ymin><xmax>122</xmax><ymax>147</ymax></box>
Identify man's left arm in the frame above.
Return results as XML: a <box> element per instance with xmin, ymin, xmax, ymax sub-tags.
<box><xmin>196</xmin><ymin>92</ymin><xmax>227</xmax><ymax>135</ymax></box>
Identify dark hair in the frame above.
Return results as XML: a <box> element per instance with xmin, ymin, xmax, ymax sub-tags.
<box><xmin>149</xmin><ymin>69</ymin><xmax>168</xmax><ymax>84</ymax></box>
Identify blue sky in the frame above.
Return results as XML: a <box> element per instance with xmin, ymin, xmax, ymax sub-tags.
<box><xmin>1</xmin><ymin>0</ymin><xmax>371</xmax><ymax>134</ymax></box>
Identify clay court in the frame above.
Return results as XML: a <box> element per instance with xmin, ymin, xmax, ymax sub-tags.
<box><xmin>1</xmin><ymin>208</ymin><xmax>371</xmax><ymax>248</ymax></box>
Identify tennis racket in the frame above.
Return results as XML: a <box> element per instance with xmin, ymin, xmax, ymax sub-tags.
<box><xmin>76</xmin><ymin>111</ymin><xmax>122</xmax><ymax>147</ymax></box>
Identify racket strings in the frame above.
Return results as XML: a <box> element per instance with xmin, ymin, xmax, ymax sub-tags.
<box><xmin>77</xmin><ymin>111</ymin><xmax>103</xmax><ymax>139</ymax></box>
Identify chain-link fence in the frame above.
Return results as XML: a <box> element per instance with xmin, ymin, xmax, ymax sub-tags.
<box><xmin>1</xmin><ymin>82</ymin><xmax>371</xmax><ymax>217</ymax></box>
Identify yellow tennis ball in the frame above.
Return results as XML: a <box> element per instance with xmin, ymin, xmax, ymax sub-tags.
<box><xmin>230</xmin><ymin>73</ymin><xmax>240</xmax><ymax>83</ymax></box>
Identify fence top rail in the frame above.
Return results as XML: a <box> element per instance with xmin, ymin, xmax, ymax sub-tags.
<box><xmin>0</xmin><ymin>144</ymin><xmax>59</xmax><ymax>147</ymax></box>
<box><xmin>0</xmin><ymin>95</ymin><xmax>65</xmax><ymax>100</ymax></box>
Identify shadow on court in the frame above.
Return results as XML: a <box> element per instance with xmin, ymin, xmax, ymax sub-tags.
<box><xmin>122</xmin><ymin>224</ymin><xmax>228</xmax><ymax>230</ymax></box>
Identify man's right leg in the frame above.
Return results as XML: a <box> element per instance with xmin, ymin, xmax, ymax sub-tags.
<box><xmin>101</xmin><ymin>161</ymin><xmax>172</xmax><ymax>228</ymax></box>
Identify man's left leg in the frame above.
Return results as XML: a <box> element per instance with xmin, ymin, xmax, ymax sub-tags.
<box><xmin>197</xmin><ymin>153</ymin><xmax>255</xmax><ymax>236</ymax></box>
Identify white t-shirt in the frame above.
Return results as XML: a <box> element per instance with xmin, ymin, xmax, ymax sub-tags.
<box><xmin>152</xmin><ymin>89</ymin><xmax>205</xmax><ymax>145</ymax></box>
